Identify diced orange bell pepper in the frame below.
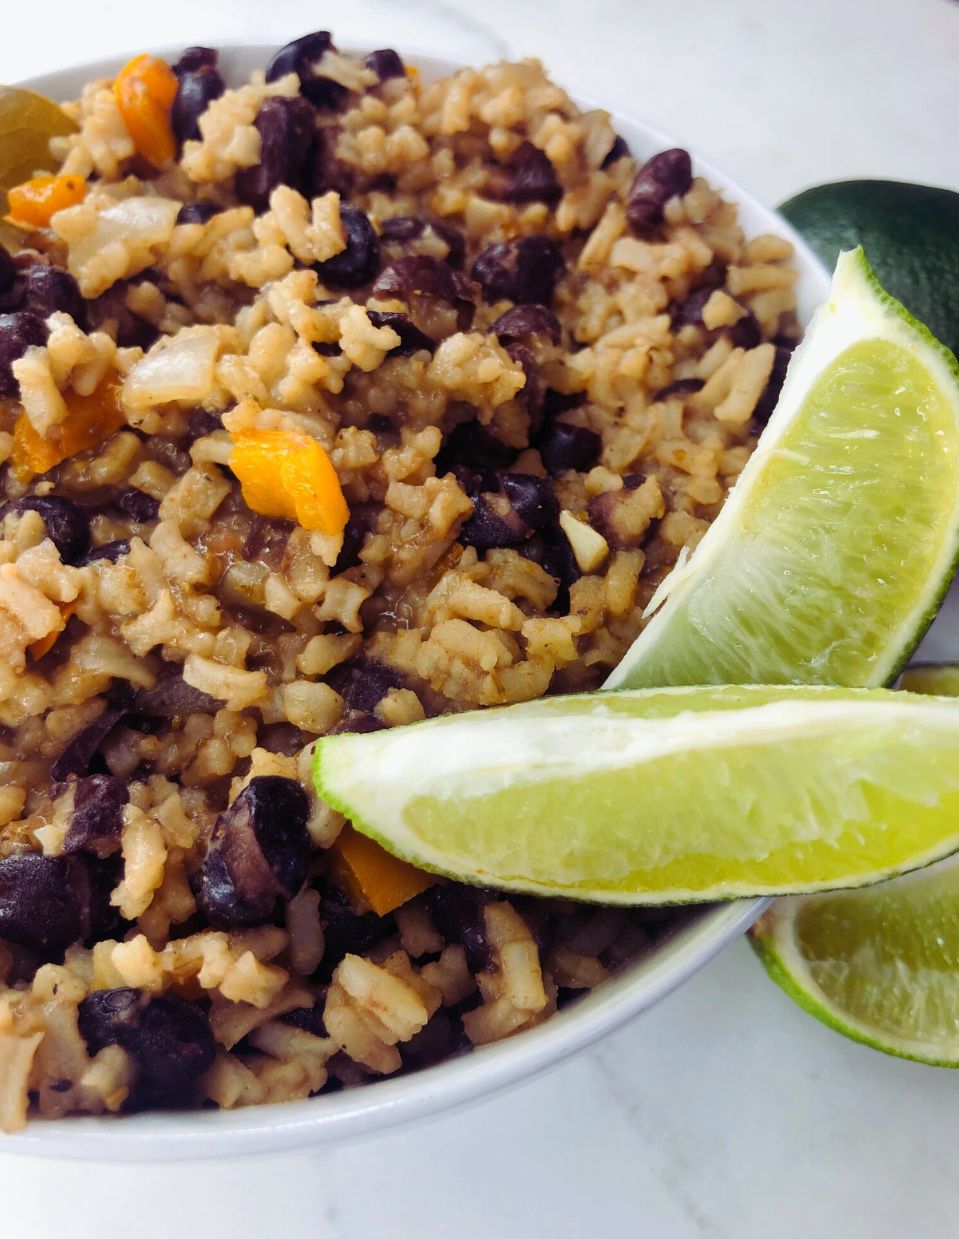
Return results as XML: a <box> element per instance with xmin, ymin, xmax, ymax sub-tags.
<box><xmin>7</xmin><ymin>175</ymin><xmax>87</xmax><ymax>229</ymax></box>
<box><xmin>113</xmin><ymin>54</ymin><xmax>179</xmax><ymax>168</ymax></box>
<box><xmin>29</xmin><ymin>602</ymin><xmax>74</xmax><ymax>661</ymax></box>
<box><xmin>329</xmin><ymin>824</ymin><xmax>435</xmax><ymax>916</ymax></box>
<box><xmin>11</xmin><ymin>376</ymin><xmax>124</xmax><ymax>481</ymax></box>
<box><xmin>229</xmin><ymin>428</ymin><xmax>350</xmax><ymax>537</ymax></box>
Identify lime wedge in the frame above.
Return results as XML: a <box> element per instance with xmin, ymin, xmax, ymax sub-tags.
<box><xmin>0</xmin><ymin>84</ymin><xmax>76</xmax><ymax>215</ymax></box>
<box><xmin>316</xmin><ymin>684</ymin><xmax>959</xmax><ymax>904</ymax></box>
<box><xmin>751</xmin><ymin>662</ymin><xmax>959</xmax><ymax>1066</ymax></box>
<box><xmin>751</xmin><ymin>859</ymin><xmax>959</xmax><ymax>1066</ymax></box>
<box><xmin>605</xmin><ymin>248</ymin><xmax>959</xmax><ymax>692</ymax></box>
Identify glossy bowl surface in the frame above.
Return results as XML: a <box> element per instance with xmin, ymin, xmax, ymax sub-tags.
<box><xmin>4</xmin><ymin>44</ymin><xmax>829</xmax><ymax>1160</ymax></box>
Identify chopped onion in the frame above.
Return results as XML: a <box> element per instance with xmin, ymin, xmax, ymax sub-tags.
<box><xmin>122</xmin><ymin>329</ymin><xmax>220</xmax><ymax>413</ymax></box>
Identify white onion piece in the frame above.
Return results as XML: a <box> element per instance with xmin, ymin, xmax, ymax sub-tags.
<box><xmin>122</xmin><ymin>329</ymin><xmax>221</xmax><ymax>413</ymax></box>
<box><xmin>56</xmin><ymin>196</ymin><xmax>181</xmax><ymax>298</ymax></box>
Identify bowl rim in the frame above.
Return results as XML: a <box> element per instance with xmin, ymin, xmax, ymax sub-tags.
<box><xmin>3</xmin><ymin>42</ymin><xmax>829</xmax><ymax>1160</ymax></box>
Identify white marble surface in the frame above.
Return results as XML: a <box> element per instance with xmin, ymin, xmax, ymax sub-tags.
<box><xmin>2</xmin><ymin>1</ymin><xmax>959</xmax><ymax>1235</ymax></box>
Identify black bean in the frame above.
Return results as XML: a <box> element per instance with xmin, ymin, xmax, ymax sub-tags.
<box><xmin>244</xmin><ymin>515</ymin><xmax>292</xmax><ymax>570</ymax></box>
<box><xmin>78</xmin><ymin>988</ymin><xmax>215</xmax><ymax>1110</ymax></box>
<box><xmin>601</xmin><ymin>134</ymin><xmax>630</xmax><ymax>169</ymax></box>
<box><xmin>187</xmin><ymin>408</ymin><xmax>221</xmax><ymax>438</ymax></box>
<box><xmin>315</xmin><ymin>205</ymin><xmax>379</xmax><ymax>289</ymax></box>
<box><xmin>366</xmin><ymin>309</ymin><xmax>434</xmax><ymax>356</ymax></box>
<box><xmin>520</xmin><ymin>525</ymin><xmax>580</xmax><ymax>610</ymax></box>
<box><xmin>505</xmin><ymin>341</ymin><xmax>545</xmax><ymax>421</ymax></box>
<box><xmin>427</xmin><ymin>884</ymin><xmax>492</xmax><ymax>971</ymax></box>
<box><xmin>0</xmin><ymin>311</ymin><xmax>47</xmax><ymax>397</ymax></box>
<box><xmin>372</xmin><ymin>256</ymin><xmax>478</xmax><ymax>334</ymax></box>
<box><xmin>365</xmin><ymin>49</ymin><xmax>405</xmax><ymax>81</ymax></box>
<box><xmin>325</xmin><ymin>656</ymin><xmax>402</xmax><ymax>714</ymax></box>
<box><xmin>500</xmin><ymin>474</ymin><xmax>558</xmax><ymax>530</ymax></box>
<box><xmin>194</xmin><ymin>777</ymin><xmax>311</xmax><ymax>928</ymax></box>
<box><xmin>172</xmin><ymin>67</ymin><xmax>225</xmax><ymax>145</ymax></box>
<box><xmin>87</xmin><ymin>285</ymin><xmax>158</xmax><ymax>351</ymax></box>
<box><xmin>11</xmin><ymin>495</ymin><xmax>90</xmax><ymax>565</ymax></box>
<box><xmin>372</xmin><ymin>255</ymin><xmax>458</xmax><ymax>303</ymax></box>
<box><xmin>0</xmin><ymin>245</ymin><xmax>16</xmax><ymax>296</ymax></box>
<box><xmin>266</xmin><ymin>32</ymin><xmax>347</xmax><ymax>111</ymax></box>
<box><xmin>627</xmin><ymin>148</ymin><xmax>693</xmax><ymax>235</ymax></box>
<box><xmin>173</xmin><ymin>47</ymin><xmax>218</xmax><ymax>76</ymax></box>
<box><xmin>333</xmin><ymin>502</ymin><xmax>376</xmax><ymax>574</ymax></box>
<box><xmin>536</xmin><ymin>420</ymin><xmax>601</xmax><ymax>475</ymax></box>
<box><xmin>307</xmin><ymin>126</ymin><xmax>354</xmax><ymax>199</ymax></box>
<box><xmin>318</xmin><ymin>886</ymin><xmax>394</xmax><ymax>974</ymax></box>
<box><xmin>402</xmin><ymin>1009</ymin><xmax>456</xmax><ymax>1069</ymax></box>
<box><xmin>79</xmin><ymin>539</ymin><xmax>131</xmax><ymax>566</ymax></box>
<box><xmin>51</xmin><ymin>705</ymin><xmax>128</xmax><ymax>781</ymax></box>
<box><xmin>20</xmin><ymin>266</ymin><xmax>87</xmax><ymax>331</ymax></box>
<box><xmin>753</xmin><ymin>343</ymin><xmax>794</xmax><ymax>425</ymax></box>
<box><xmin>490</xmin><ymin>303</ymin><xmax>561</xmax><ymax>345</ymax></box>
<box><xmin>0</xmin><ymin>852</ymin><xmax>112</xmax><ymax>956</ymax></box>
<box><xmin>63</xmin><ymin>775</ymin><xmax>128</xmax><ymax>853</ymax></box>
<box><xmin>234</xmin><ymin>96</ymin><xmax>317</xmax><ymax>212</ymax></box>
<box><xmin>653</xmin><ymin>377</ymin><xmax>704</xmax><ymax>402</ymax></box>
<box><xmin>379</xmin><ymin>216</ymin><xmax>425</xmax><ymax>243</ymax></box>
<box><xmin>176</xmin><ymin>201</ymin><xmax>220</xmax><ymax>225</ymax></box>
<box><xmin>541</xmin><ymin>388</ymin><xmax>583</xmax><ymax>419</ymax></box>
<box><xmin>117</xmin><ymin>489</ymin><xmax>160</xmax><ymax>524</ymax></box>
<box><xmin>730</xmin><ymin>311</ymin><xmax>762</xmax><ymax>350</ymax></box>
<box><xmin>434</xmin><ymin>420</ymin><xmax>517</xmax><ymax>491</ymax></box>
<box><xmin>447</xmin><ymin>463</ymin><xmax>487</xmax><ymax>500</ymax></box>
<box><xmin>432</xmin><ymin>220</ymin><xmax>466</xmax><ymax>271</ymax></box>
<box><xmin>282</xmin><ymin>999</ymin><xmax>328</xmax><ymax>1036</ymax></box>
<box><xmin>260</xmin><ymin>722</ymin><xmax>309</xmax><ymax>755</ymax></box>
<box><xmin>237</xmin><ymin>779</ymin><xmax>310</xmax><ymax>897</ymax></box>
<box><xmin>487</xmin><ymin>141</ymin><xmax>561</xmax><ymax>205</ymax></box>
<box><xmin>471</xmin><ymin>235</ymin><xmax>565</xmax><ymax>306</ymax></box>
<box><xmin>458</xmin><ymin>493</ymin><xmax>528</xmax><ymax>552</ymax></box>
<box><xmin>132</xmin><ymin>671</ymin><xmax>222</xmax><ymax>717</ymax></box>
<box><xmin>671</xmin><ymin>283</ymin><xmax>719</xmax><ymax>329</ymax></box>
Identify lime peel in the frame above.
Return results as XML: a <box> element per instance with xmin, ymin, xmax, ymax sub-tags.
<box><xmin>751</xmin><ymin>663</ymin><xmax>959</xmax><ymax>1067</ymax></box>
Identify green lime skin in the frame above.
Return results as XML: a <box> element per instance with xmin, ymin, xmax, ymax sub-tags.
<box><xmin>780</xmin><ymin>180</ymin><xmax>959</xmax><ymax>361</ymax></box>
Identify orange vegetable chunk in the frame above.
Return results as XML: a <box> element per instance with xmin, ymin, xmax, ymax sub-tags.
<box><xmin>7</xmin><ymin>174</ymin><xmax>86</xmax><ymax>228</ymax></box>
<box><xmin>113</xmin><ymin>54</ymin><xmax>178</xmax><ymax>168</ymax></box>
<box><xmin>229</xmin><ymin>428</ymin><xmax>349</xmax><ymax>536</ymax></box>
<box><xmin>29</xmin><ymin>602</ymin><xmax>74</xmax><ymax>661</ymax></box>
<box><xmin>329</xmin><ymin>824</ymin><xmax>435</xmax><ymax>916</ymax></box>
<box><xmin>11</xmin><ymin>376</ymin><xmax>124</xmax><ymax>480</ymax></box>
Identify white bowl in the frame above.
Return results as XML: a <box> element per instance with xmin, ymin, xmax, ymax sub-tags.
<box><xmin>4</xmin><ymin>44</ymin><xmax>830</xmax><ymax>1160</ymax></box>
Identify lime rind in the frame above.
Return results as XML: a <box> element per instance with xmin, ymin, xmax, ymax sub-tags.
<box><xmin>897</xmin><ymin>662</ymin><xmax>959</xmax><ymax>695</ymax></box>
<box><xmin>605</xmin><ymin>247</ymin><xmax>959</xmax><ymax>692</ymax></box>
<box><xmin>750</xmin><ymin>896</ymin><xmax>959</xmax><ymax>1068</ymax></box>
<box><xmin>750</xmin><ymin>661</ymin><xmax>959</xmax><ymax>1068</ymax></box>
<box><xmin>316</xmin><ymin>684</ymin><xmax>959</xmax><ymax>905</ymax></box>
